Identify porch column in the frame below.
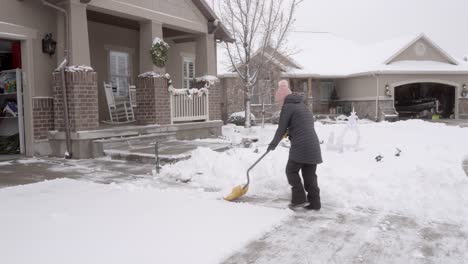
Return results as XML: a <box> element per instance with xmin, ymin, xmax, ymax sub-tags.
<box><xmin>195</xmin><ymin>33</ymin><xmax>216</xmax><ymax>76</ymax></box>
<box><xmin>139</xmin><ymin>20</ymin><xmax>164</xmax><ymax>73</ymax></box>
<box><xmin>307</xmin><ymin>77</ymin><xmax>313</xmax><ymax>112</ymax></box>
<box><xmin>57</xmin><ymin>0</ymin><xmax>91</xmax><ymax>66</ymax></box>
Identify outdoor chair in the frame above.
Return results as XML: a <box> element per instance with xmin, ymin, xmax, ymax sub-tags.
<box><xmin>103</xmin><ymin>82</ymin><xmax>135</xmax><ymax>124</ymax></box>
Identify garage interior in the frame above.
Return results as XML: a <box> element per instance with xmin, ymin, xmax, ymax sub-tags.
<box><xmin>394</xmin><ymin>82</ymin><xmax>455</xmax><ymax>119</ymax></box>
<box><xmin>0</xmin><ymin>39</ymin><xmax>22</xmax><ymax>160</ymax></box>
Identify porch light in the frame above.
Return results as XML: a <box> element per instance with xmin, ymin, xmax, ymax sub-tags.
<box><xmin>384</xmin><ymin>84</ymin><xmax>392</xmax><ymax>97</ymax></box>
<box><xmin>462</xmin><ymin>84</ymin><xmax>467</xmax><ymax>98</ymax></box>
<box><xmin>42</xmin><ymin>33</ymin><xmax>56</xmax><ymax>56</ymax></box>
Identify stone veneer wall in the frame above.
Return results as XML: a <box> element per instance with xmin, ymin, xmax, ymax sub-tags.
<box><xmin>135</xmin><ymin>76</ymin><xmax>170</xmax><ymax>125</ymax></box>
<box><xmin>53</xmin><ymin>71</ymin><xmax>99</xmax><ymax>132</ymax></box>
<box><xmin>209</xmin><ymin>82</ymin><xmax>222</xmax><ymax>121</ymax></box>
<box><xmin>32</xmin><ymin>97</ymin><xmax>54</xmax><ymax>140</ymax></box>
<box><xmin>459</xmin><ymin>98</ymin><xmax>468</xmax><ymax>119</ymax></box>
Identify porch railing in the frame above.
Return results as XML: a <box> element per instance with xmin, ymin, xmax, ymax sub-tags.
<box><xmin>170</xmin><ymin>93</ymin><xmax>209</xmax><ymax>123</ymax></box>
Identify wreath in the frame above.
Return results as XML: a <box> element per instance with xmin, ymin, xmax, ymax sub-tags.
<box><xmin>150</xmin><ymin>38</ymin><xmax>170</xmax><ymax>67</ymax></box>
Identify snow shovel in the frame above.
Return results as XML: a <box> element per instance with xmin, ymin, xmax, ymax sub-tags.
<box><xmin>224</xmin><ymin>150</ymin><xmax>271</xmax><ymax>201</ymax></box>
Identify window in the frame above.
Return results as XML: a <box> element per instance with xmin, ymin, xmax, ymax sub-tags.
<box><xmin>183</xmin><ymin>57</ymin><xmax>195</xmax><ymax>89</ymax></box>
<box><xmin>109</xmin><ymin>51</ymin><xmax>130</xmax><ymax>96</ymax></box>
<box><xmin>320</xmin><ymin>81</ymin><xmax>334</xmax><ymax>101</ymax></box>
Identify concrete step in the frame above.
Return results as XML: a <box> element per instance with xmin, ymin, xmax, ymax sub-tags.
<box><xmin>103</xmin><ymin>140</ymin><xmax>232</xmax><ymax>165</ymax></box>
<box><xmin>93</xmin><ymin>132</ymin><xmax>177</xmax><ymax>156</ymax></box>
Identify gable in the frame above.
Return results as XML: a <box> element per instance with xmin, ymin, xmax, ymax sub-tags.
<box><xmin>157</xmin><ymin>0</ymin><xmax>207</xmax><ymax>25</ymax></box>
<box><xmin>385</xmin><ymin>35</ymin><xmax>458</xmax><ymax>65</ymax></box>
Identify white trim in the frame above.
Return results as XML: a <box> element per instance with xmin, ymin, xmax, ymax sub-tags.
<box><xmin>104</xmin><ymin>45</ymin><xmax>135</xmax><ymax>54</ymax></box>
<box><xmin>180</xmin><ymin>52</ymin><xmax>196</xmax><ymax>59</ymax></box>
<box><xmin>383</xmin><ymin>33</ymin><xmax>459</xmax><ymax>65</ymax></box>
<box><xmin>32</xmin><ymin>96</ymin><xmax>54</xmax><ymax>99</ymax></box>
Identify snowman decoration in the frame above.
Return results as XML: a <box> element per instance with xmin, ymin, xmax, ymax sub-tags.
<box><xmin>327</xmin><ymin>109</ymin><xmax>361</xmax><ymax>152</ymax></box>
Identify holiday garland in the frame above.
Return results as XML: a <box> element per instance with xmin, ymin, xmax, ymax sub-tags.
<box><xmin>165</xmin><ymin>74</ymin><xmax>218</xmax><ymax>99</ymax></box>
<box><xmin>151</xmin><ymin>37</ymin><xmax>170</xmax><ymax>67</ymax></box>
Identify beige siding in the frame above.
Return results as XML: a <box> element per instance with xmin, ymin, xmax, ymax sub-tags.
<box><xmin>336</xmin><ymin>76</ymin><xmax>377</xmax><ymax>100</ymax></box>
<box><xmin>0</xmin><ymin>1</ymin><xmax>57</xmax><ymax>97</ymax></box>
<box><xmin>89</xmin><ymin>0</ymin><xmax>208</xmax><ymax>33</ymax></box>
<box><xmin>165</xmin><ymin>41</ymin><xmax>196</xmax><ymax>88</ymax></box>
<box><xmin>390</xmin><ymin>38</ymin><xmax>451</xmax><ymax>64</ymax></box>
<box><xmin>88</xmin><ymin>21</ymin><xmax>140</xmax><ymax>121</ymax></box>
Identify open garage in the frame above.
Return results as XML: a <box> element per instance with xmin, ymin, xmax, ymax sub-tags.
<box><xmin>394</xmin><ymin>82</ymin><xmax>456</xmax><ymax>119</ymax></box>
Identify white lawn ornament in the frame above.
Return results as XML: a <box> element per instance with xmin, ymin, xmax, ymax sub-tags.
<box><xmin>326</xmin><ymin>109</ymin><xmax>361</xmax><ymax>152</ymax></box>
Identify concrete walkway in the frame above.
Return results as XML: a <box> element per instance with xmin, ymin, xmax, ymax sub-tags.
<box><xmin>222</xmin><ymin>196</ymin><xmax>468</xmax><ymax>264</ymax></box>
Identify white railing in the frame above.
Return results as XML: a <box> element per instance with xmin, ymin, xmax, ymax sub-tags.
<box><xmin>170</xmin><ymin>93</ymin><xmax>209</xmax><ymax>123</ymax></box>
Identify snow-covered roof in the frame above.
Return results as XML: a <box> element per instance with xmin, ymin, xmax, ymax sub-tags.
<box><xmin>218</xmin><ymin>32</ymin><xmax>468</xmax><ymax>78</ymax></box>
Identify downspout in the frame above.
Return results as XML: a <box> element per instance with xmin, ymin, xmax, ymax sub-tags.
<box><xmin>43</xmin><ymin>0</ymin><xmax>72</xmax><ymax>159</ymax></box>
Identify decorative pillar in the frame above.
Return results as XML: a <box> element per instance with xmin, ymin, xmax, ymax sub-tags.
<box><xmin>139</xmin><ymin>20</ymin><xmax>164</xmax><ymax>73</ymax></box>
<box><xmin>135</xmin><ymin>76</ymin><xmax>171</xmax><ymax>125</ymax></box>
<box><xmin>53</xmin><ymin>71</ymin><xmax>99</xmax><ymax>132</ymax></box>
<box><xmin>57</xmin><ymin>0</ymin><xmax>91</xmax><ymax>65</ymax></box>
<box><xmin>195</xmin><ymin>33</ymin><xmax>216</xmax><ymax>76</ymax></box>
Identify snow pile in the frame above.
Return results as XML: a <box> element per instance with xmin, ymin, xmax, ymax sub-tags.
<box><xmin>227</xmin><ymin>111</ymin><xmax>256</xmax><ymax>126</ymax></box>
<box><xmin>0</xmin><ymin>179</ymin><xmax>290</xmax><ymax>264</ymax></box>
<box><xmin>162</xmin><ymin>121</ymin><xmax>468</xmax><ymax>224</ymax></box>
<box><xmin>64</xmin><ymin>65</ymin><xmax>94</xmax><ymax>72</ymax></box>
<box><xmin>138</xmin><ymin>71</ymin><xmax>163</xmax><ymax>78</ymax></box>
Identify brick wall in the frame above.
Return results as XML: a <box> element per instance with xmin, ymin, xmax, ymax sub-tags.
<box><xmin>32</xmin><ymin>97</ymin><xmax>54</xmax><ymax>140</ymax></box>
<box><xmin>53</xmin><ymin>71</ymin><xmax>99</xmax><ymax>132</ymax></box>
<box><xmin>135</xmin><ymin>76</ymin><xmax>171</xmax><ymax>125</ymax></box>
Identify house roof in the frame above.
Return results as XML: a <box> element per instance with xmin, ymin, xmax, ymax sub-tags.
<box><xmin>191</xmin><ymin>0</ymin><xmax>234</xmax><ymax>42</ymax></box>
<box><xmin>218</xmin><ymin>32</ymin><xmax>468</xmax><ymax>77</ymax></box>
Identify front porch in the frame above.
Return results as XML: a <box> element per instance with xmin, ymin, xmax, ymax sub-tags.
<box><xmin>39</xmin><ymin>1</ymin><xmax>225</xmax><ymax>158</ymax></box>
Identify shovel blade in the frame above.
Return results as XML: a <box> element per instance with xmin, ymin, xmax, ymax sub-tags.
<box><xmin>223</xmin><ymin>185</ymin><xmax>249</xmax><ymax>201</ymax></box>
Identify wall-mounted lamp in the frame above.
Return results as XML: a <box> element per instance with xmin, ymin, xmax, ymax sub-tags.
<box><xmin>384</xmin><ymin>84</ymin><xmax>392</xmax><ymax>97</ymax></box>
<box><xmin>462</xmin><ymin>84</ymin><xmax>467</xmax><ymax>98</ymax></box>
<box><xmin>42</xmin><ymin>33</ymin><xmax>56</xmax><ymax>56</ymax></box>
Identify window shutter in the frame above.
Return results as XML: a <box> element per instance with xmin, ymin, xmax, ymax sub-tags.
<box><xmin>109</xmin><ymin>51</ymin><xmax>130</xmax><ymax>96</ymax></box>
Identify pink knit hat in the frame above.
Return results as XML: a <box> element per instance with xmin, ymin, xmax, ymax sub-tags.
<box><xmin>275</xmin><ymin>80</ymin><xmax>292</xmax><ymax>107</ymax></box>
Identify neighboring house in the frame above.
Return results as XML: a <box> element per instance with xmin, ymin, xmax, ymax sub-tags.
<box><xmin>0</xmin><ymin>0</ymin><xmax>232</xmax><ymax>158</ymax></box>
<box><xmin>218</xmin><ymin>32</ymin><xmax>468</xmax><ymax>122</ymax></box>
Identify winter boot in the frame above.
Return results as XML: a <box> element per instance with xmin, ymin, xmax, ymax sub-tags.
<box><xmin>288</xmin><ymin>202</ymin><xmax>308</xmax><ymax>210</ymax></box>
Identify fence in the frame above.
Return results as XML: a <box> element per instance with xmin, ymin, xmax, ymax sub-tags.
<box><xmin>170</xmin><ymin>93</ymin><xmax>209</xmax><ymax>123</ymax></box>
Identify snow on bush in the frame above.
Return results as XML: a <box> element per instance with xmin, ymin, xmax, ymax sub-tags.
<box><xmin>227</xmin><ymin>111</ymin><xmax>256</xmax><ymax>126</ymax></box>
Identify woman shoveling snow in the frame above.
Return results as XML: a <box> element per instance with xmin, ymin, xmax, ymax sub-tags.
<box><xmin>267</xmin><ymin>80</ymin><xmax>323</xmax><ymax>211</ymax></box>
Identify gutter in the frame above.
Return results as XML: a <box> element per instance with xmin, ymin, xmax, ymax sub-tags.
<box><xmin>42</xmin><ymin>0</ymin><xmax>72</xmax><ymax>159</ymax></box>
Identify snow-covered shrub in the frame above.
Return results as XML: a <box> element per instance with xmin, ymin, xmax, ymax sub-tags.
<box><xmin>227</xmin><ymin>111</ymin><xmax>256</xmax><ymax>126</ymax></box>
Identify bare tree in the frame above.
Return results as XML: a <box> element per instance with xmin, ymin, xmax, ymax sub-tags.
<box><xmin>217</xmin><ymin>0</ymin><xmax>302</xmax><ymax>127</ymax></box>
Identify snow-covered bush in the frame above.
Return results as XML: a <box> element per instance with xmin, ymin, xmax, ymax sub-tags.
<box><xmin>227</xmin><ymin>111</ymin><xmax>256</xmax><ymax>126</ymax></box>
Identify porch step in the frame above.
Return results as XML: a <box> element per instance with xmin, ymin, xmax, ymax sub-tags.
<box><xmin>102</xmin><ymin>140</ymin><xmax>232</xmax><ymax>165</ymax></box>
<box><xmin>93</xmin><ymin>132</ymin><xmax>177</xmax><ymax>155</ymax></box>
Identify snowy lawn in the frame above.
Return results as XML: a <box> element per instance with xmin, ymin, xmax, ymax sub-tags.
<box><xmin>162</xmin><ymin>120</ymin><xmax>468</xmax><ymax>226</ymax></box>
<box><xmin>0</xmin><ymin>179</ymin><xmax>290</xmax><ymax>264</ymax></box>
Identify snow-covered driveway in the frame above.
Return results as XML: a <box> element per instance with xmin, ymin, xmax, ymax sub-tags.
<box><xmin>1</xmin><ymin>120</ymin><xmax>468</xmax><ymax>264</ymax></box>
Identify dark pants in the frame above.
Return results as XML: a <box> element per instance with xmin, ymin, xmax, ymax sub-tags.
<box><xmin>286</xmin><ymin>159</ymin><xmax>320</xmax><ymax>206</ymax></box>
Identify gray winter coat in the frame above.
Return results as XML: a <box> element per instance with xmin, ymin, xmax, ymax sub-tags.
<box><xmin>269</xmin><ymin>94</ymin><xmax>323</xmax><ymax>164</ymax></box>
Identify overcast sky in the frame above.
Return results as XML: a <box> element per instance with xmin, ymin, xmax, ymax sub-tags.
<box><xmin>292</xmin><ymin>0</ymin><xmax>468</xmax><ymax>58</ymax></box>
